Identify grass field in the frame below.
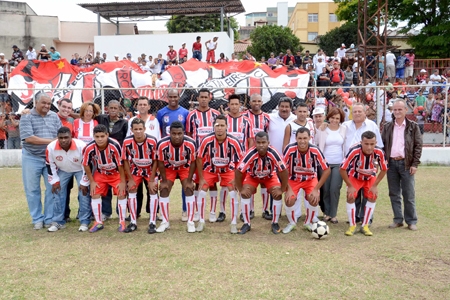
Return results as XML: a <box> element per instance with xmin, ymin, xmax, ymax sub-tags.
<box><xmin>1</xmin><ymin>167</ymin><xmax>449</xmax><ymax>299</ymax></box>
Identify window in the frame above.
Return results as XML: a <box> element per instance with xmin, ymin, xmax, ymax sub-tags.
<box><xmin>329</xmin><ymin>13</ymin><xmax>338</xmax><ymax>22</ymax></box>
<box><xmin>268</xmin><ymin>13</ymin><xmax>273</xmax><ymax>17</ymax></box>
<box><xmin>308</xmin><ymin>13</ymin><xmax>318</xmax><ymax>22</ymax></box>
<box><xmin>308</xmin><ymin>32</ymin><xmax>318</xmax><ymax>42</ymax></box>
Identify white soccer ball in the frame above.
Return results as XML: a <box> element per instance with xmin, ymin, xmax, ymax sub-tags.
<box><xmin>311</xmin><ymin>221</ymin><xmax>329</xmax><ymax>239</ymax></box>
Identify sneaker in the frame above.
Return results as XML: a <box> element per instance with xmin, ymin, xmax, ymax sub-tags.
<box><xmin>187</xmin><ymin>221</ymin><xmax>196</xmax><ymax>233</ymax></box>
<box><xmin>193</xmin><ymin>212</ymin><xmax>199</xmax><ymax>222</ymax></box>
<box><xmin>209</xmin><ymin>212</ymin><xmax>217</xmax><ymax>223</ymax></box>
<box><xmin>271</xmin><ymin>223</ymin><xmax>281</xmax><ymax>234</ymax></box>
<box><xmin>156</xmin><ymin>221</ymin><xmax>170</xmax><ymax>233</ymax></box>
<box><xmin>282</xmin><ymin>223</ymin><xmax>296</xmax><ymax>234</ymax></box>
<box><xmin>33</xmin><ymin>222</ymin><xmax>44</xmax><ymax>230</ymax></box>
<box><xmin>118</xmin><ymin>221</ymin><xmax>127</xmax><ymax>232</ymax></box>
<box><xmin>78</xmin><ymin>224</ymin><xmax>89</xmax><ymax>232</ymax></box>
<box><xmin>196</xmin><ymin>221</ymin><xmax>205</xmax><ymax>232</ymax></box>
<box><xmin>181</xmin><ymin>211</ymin><xmax>188</xmax><ymax>222</ymax></box>
<box><xmin>148</xmin><ymin>223</ymin><xmax>156</xmax><ymax>234</ymax></box>
<box><xmin>303</xmin><ymin>224</ymin><xmax>312</xmax><ymax>232</ymax></box>
<box><xmin>217</xmin><ymin>212</ymin><xmax>226</xmax><ymax>222</ymax></box>
<box><xmin>262</xmin><ymin>210</ymin><xmax>273</xmax><ymax>220</ymax></box>
<box><xmin>250</xmin><ymin>210</ymin><xmax>255</xmax><ymax>219</ymax></box>
<box><xmin>89</xmin><ymin>222</ymin><xmax>104</xmax><ymax>233</ymax></box>
<box><xmin>360</xmin><ymin>225</ymin><xmax>373</xmax><ymax>236</ymax></box>
<box><xmin>230</xmin><ymin>224</ymin><xmax>238</xmax><ymax>234</ymax></box>
<box><xmin>124</xmin><ymin>223</ymin><xmax>137</xmax><ymax>233</ymax></box>
<box><xmin>345</xmin><ymin>225</ymin><xmax>357</xmax><ymax>236</ymax></box>
<box><xmin>47</xmin><ymin>222</ymin><xmax>66</xmax><ymax>232</ymax></box>
<box><xmin>238</xmin><ymin>223</ymin><xmax>251</xmax><ymax>234</ymax></box>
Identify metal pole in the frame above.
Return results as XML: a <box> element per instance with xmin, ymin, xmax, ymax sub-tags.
<box><xmin>220</xmin><ymin>7</ymin><xmax>224</xmax><ymax>32</ymax></box>
<box><xmin>97</xmin><ymin>11</ymin><xmax>101</xmax><ymax>36</ymax></box>
<box><xmin>116</xmin><ymin>18</ymin><xmax>119</xmax><ymax>35</ymax></box>
<box><xmin>101</xmin><ymin>89</ymin><xmax>105</xmax><ymax>114</ymax></box>
<box><xmin>443</xmin><ymin>83</ymin><xmax>448</xmax><ymax>147</ymax></box>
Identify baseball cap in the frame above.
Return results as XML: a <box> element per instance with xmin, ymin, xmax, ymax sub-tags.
<box><xmin>420</xmin><ymin>69</ymin><xmax>427</xmax><ymax>73</ymax></box>
<box><xmin>0</xmin><ymin>53</ymin><xmax>4</xmax><ymax>56</ymax></box>
<box><xmin>312</xmin><ymin>107</ymin><xmax>325</xmax><ymax>115</ymax></box>
<box><xmin>126</xmin><ymin>53</ymin><xmax>132</xmax><ymax>57</ymax></box>
<box><xmin>114</xmin><ymin>54</ymin><xmax>119</xmax><ymax>57</ymax></box>
<box><xmin>341</xmin><ymin>43</ymin><xmax>346</xmax><ymax>47</ymax></box>
<box><xmin>213</xmin><ymin>35</ymin><xmax>218</xmax><ymax>38</ymax></box>
<box><xmin>182</xmin><ymin>42</ymin><xmax>186</xmax><ymax>45</ymax></box>
<box><xmin>350</xmin><ymin>44</ymin><xmax>355</xmax><ymax>48</ymax></box>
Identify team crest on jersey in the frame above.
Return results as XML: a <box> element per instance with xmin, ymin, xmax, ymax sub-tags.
<box><xmin>108</xmin><ymin>153</ymin><xmax>113</xmax><ymax>159</ymax></box>
<box><xmin>210</xmin><ymin>116</ymin><xmax>215</xmax><ymax>123</ymax></box>
<box><xmin>178</xmin><ymin>115</ymin><xmax>184</xmax><ymax>121</ymax></box>
<box><xmin>166</xmin><ymin>152</ymin><xmax>172</xmax><ymax>159</ymax></box>
<box><xmin>182</xmin><ymin>150</ymin><xmax>187</xmax><ymax>157</ymax></box>
<box><xmin>294</xmin><ymin>158</ymin><xmax>299</xmax><ymax>164</ymax></box>
<box><xmin>56</xmin><ymin>156</ymin><xmax>63</xmax><ymax>161</ymax></box>
<box><xmin>240</xmin><ymin>122</ymin><xmax>245</xmax><ymax>130</ymax></box>
<box><xmin>73</xmin><ymin>158</ymin><xmax>79</xmax><ymax>163</ymax></box>
<box><xmin>212</xmin><ymin>148</ymin><xmax>216</xmax><ymax>154</ymax></box>
<box><xmin>308</xmin><ymin>158</ymin><xmax>313</xmax><ymax>164</ymax></box>
<box><xmin>131</xmin><ymin>149</ymin><xmax>136</xmax><ymax>155</ymax></box>
<box><xmin>195</xmin><ymin>119</ymin><xmax>200</xmax><ymax>125</ymax></box>
<box><xmin>164</xmin><ymin>116</ymin><xmax>170</xmax><ymax>123</ymax></box>
<box><xmin>83</xmin><ymin>175</ymin><xmax>88</xmax><ymax>182</ymax></box>
<box><xmin>93</xmin><ymin>155</ymin><xmax>98</xmax><ymax>160</ymax></box>
<box><xmin>150</xmin><ymin>124</ymin><xmax>155</xmax><ymax>130</ymax></box>
<box><xmin>146</xmin><ymin>149</ymin><xmax>152</xmax><ymax>155</ymax></box>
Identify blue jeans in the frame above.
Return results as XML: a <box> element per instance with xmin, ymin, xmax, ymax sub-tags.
<box><xmin>22</xmin><ymin>148</ymin><xmax>54</xmax><ymax>225</ymax></box>
<box><xmin>53</xmin><ymin>170</ymin><xmax>91</xmax><ymax>226</ymax></box>
<box><xmin>395</xmin><ymin>68</ymin><xmax>405</xmax><ymax>79</ymax></box>
<box><xmin>193</xmin><ymin>51</ymin><xmax>202</xmax><ymax>61</ymax></box>
<box><xmin>322</xmin><ymin>164</ymin><xmax>343</xmax><ymax>218</ymax></box>
<box><xmin>7</xmin><ymin>137</ymin><xmax>21</xmax><ymax>149</ymax></box>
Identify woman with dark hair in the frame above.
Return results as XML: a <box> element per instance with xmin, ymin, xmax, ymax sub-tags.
<box><xmin>315</xmin><ymin>107</ymin><xmax>346</xmax><ymax>224</ymax></box>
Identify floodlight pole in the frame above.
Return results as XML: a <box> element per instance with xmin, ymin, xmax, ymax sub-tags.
<box><xmin>220</xmin><ymin>6</ymin><xmax>224</xmax><ymax>31</ymax></box>
<box><xmin>97</xmin><ymin>11</ymin><xmax>101</xmax><ymax>36</ymax></box>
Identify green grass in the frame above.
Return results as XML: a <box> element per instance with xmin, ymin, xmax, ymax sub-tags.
<box><xmin>0</xmin><ymin>167</ymin><xmax>449</xmax><ymax>299</ymax></box>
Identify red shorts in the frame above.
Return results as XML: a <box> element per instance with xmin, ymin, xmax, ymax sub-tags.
<box><xmin>93</xmin><ymin>173</ymin><xmax>124</xmax><ymax>197</ymax></box>
<box><xmin>165</xmin><ymin>168</ymin><xmax>190</xmax><ymax>183</ymax></box>
<box><xmin>349</xmin><ymin>176</ymin><xmax>377</xmax><ymax>200</ymax></box>
<box><xmin>243</xmin><ymin>174</ymin><xmax>281</xmax><ymax>192</ymax></box>
<box><xmin>203</xmin><ymin>171</ymin><xmax>234</xmax><ymax>188</ymax></box>
<box><xmin>288</xmin><ymin>178</ymin><xmax>318</xmax><ymax>197</ymax></box>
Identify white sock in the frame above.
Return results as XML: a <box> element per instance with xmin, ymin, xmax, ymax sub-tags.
<box><xmin>209</xmin><ymin>190</ymin><xmax>218</xmax><ymax>214</ymax></box>
<box><xmin>346</xmin><ymin>202</ymin><xmax>356</xmax><ymax>226</ymax></box>
<box><xmin>149</xmin><ymin>194</ymin><xmax>158</xmax><ymax>225</ymax></box>
<box><xmin>261</xmin><ymin>188</ymin><xmax>268</xmax><ymax>212</ymax></box>
<box><xmin>307</xmin><ymin>205</ymin><xmax>318</xmax><ymax>225</ymax></box>
<box><xmin>220</xmin><ymin>187</ymin><xmax>228</xmax><ymax>213</ymax></box>
<box><xmin>159</xmin><ymin>197</ymin><xmax>170</xmax><ymax>223</ymax></box>
<box><xmin>362</xmin><ymin>202</ymin><xmax>376</xmax><ymax>226</ymax></box>
<box><xmin>272</xmin><ymin>200</ymin><xmax>282</xmax><ymax>223</ymax></box>
<box><xmin>241</xmin><ymin>197</ymin><xmax>251</xmax><ymax>225</ymax></box>
<box><xmin>229</xmin><ymin>190</ymin><xmax>238</xmax><ymax>224</ymax></box>
<box><xmin>197</xmin><ymin>190</ymin><xmax>207</xmax><ymax>222</ymax></box>
<box><xmin>118</xmin><ymin>199</ymin><xmax>127</xmax><ymax>223</ymax></box>
<box><xmin>186</xmin><ymin>195</ymin><xmax>195</xmax><ymax>222</ymax></box>
<box><xmin>91</xmin><ymin>198</ymin><xmax>102</xmax><ymax>223</ymax></box>
<box><xmin>127</xmin><ymin>193</ymin><xmax>137</xmax><ymax>224</ymax></box>
<box><xmin>285</xmin><ymin>204</ymin><xmax>296</xmax><ymax>225</ymax></box>
<box><xmin>250</xmin><ymin>194</ymin><xmax>255</xmax><ymax>211</ymax></box>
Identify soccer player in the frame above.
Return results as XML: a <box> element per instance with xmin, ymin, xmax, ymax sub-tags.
<box><xmin>82</xmin><ymin>124</ymin><xmax>127</xmax><ymax>233</ymax></box>
<box><xmin>122</xmin><ymin>118</ymin><xmax>158</xmax><ymax>233</ymax></box>
<box><xmin>196</xmin><ymin>115</ymin><xmax>243</xmax><ymax>233</ymax></box>
<box><xmin>340</xmin><ymin>131</ymin><xmax>388</xmax><ymax>236</ymax></box>
<box><xmin>243</xmin><ymin>94</ymin><xmax>272</xmax><ymax>220</ymax></box>
<box><xmin>235</xmin><ymin>131</ymin><xmax>289</xmax><ymax>234</ymax></box>
<box><xmin>156</xmin><ymin>121</ymin><xmax>197</xmax><ymax>233</ymax></box>
<box><xmin>283</xmin><ymin>127</ymin><xmax>330</xmax><ymax>233</ymax></box>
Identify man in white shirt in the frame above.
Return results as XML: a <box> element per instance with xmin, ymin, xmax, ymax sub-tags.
<box><xmin>385</xmin><ymin>51</ymin><xmax>396</xmax><ymax>82</ymax></box>
<box><xmin>314</xmin><ymin>57</ymin><xmax>327</xmax><ymax>78</ymax></box>
<box><xmin>46</xmin><ymin>127</ymin><xmax>91</xmax><ymax>232</ymax></box>
<box><xmin>26</xmin><ymin>46</ymin><xmax>37</xmax><ymax>60</ymax></box>
<box><xmin>336</xmin><ymin>44</ymin><xmax>347</xmax><ymax>59</ymax></box>
<box><xmin>140</xmin><ymin>60</ymin><xmax>152</xmax><ymax>73</ymax></box>
<box><xmin>313</xmin><ymin>49</ymin><xmax>326</xmax><ymax>66</ymax></box>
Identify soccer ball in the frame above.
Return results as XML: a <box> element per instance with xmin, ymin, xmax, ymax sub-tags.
<box><xmin>311</xmin><ymin>221</ymin><xmax>329</xmax><ymax>239</ymax></box>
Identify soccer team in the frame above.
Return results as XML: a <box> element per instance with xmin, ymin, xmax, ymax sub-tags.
<box><xmin>46</xmin><ymin>88</ymin><xmax>390</xmax><ymax>236</ymax></box>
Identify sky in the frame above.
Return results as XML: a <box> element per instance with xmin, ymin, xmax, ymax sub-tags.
<box><xmin>10</xmin><ymin>0</ymin><xmax>330</xmax><ymax>30</ymax></box>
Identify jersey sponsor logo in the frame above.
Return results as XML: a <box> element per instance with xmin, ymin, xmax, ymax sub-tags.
<box><xmin>99</xmin><ymin>163</ymin><xmax>116</xmax><ymax>170</ymax></box>
<box><xmin>355</xmin><ymin>167</ymin><xmax>375</xmax><ymax>176</ymax></box>
<box><xmin>294</xmin><ymin>166</ymin><xmax>314</xmax><ymax>174</ymax></box>
<box><xmin>169</xmin><ymin>159</ymin><xmax>187</xmax><ymax>167</ymax></box>
<box><xmin>212</xmin><ymin>157</ymin><xmax>230</xmax><ymax>167</ymax></box>
<box><xmin>133</xmin><ymin>158</ymin><xmax>152</xmax><ymax>167</ymax></box>
<box><xmin>253</xmin><ymin>128</ymin><xmax>263</xmax><ymax>135</ymax></box>
<box><xmin>198</xmin><ymin>127</ymin><xmax>213</xmax><ymax>136</ymax></box>
<box><xmin>229</xmin><ymin>132</ymin><xmax>244</xmax><ymax>142</ymax></box>
<box><xmin>255</xmin><ymin>170</ymin><xmax>270</xmax><ymax>178</ymax></box>
<box><xmin>164</xmin><ymin>115</ymin><xmax>170</xmax><ymax>123</ymax></box>
<box><xmin>56</xmin><ymin>156</ymin><xmax>63</xmax><ymax>161</ymax></box>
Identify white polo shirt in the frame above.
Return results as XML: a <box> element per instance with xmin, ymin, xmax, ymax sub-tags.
<box><xmin>127</xmin><ymin>114</ymin><xmax>161</xmax><ymax>141</ymax></box>
<box><xmin>343</xmin><ymin>118</ymin><xmax>384</xmax><ymax>155</ymax></box>
<box><xmin>268</xmin><ymin>112</ymin><xmax>296</xmax><ymax>154</ymax></box>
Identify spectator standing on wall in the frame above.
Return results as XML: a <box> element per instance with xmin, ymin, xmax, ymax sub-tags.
<box><xmin>26</xmin><ymin>46</ymin><xmax>37</xmax><ymax>60</ymax></box>
<box><xmin>49</xmin><ymin>47</ymin><xmax>61</xmax><ymax>61</ymax></box>
<box><xmin>10</xmin><ymin>45</ymin><xmax>24</xmax><ymax>66</ymax></box>
<box><xmin>385</xmin><ymin>51</ymin><xmax>396</xmax><ymax>82</ymax></box>
<box><xmin>192</xmin><ymin>36</ymin><xmax>202</xmax><ymax>61</ymax></box>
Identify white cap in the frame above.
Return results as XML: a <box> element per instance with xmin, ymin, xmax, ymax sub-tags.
<box><xmin>213</xmin><ymin>35</ymin><xmax>218</xmax><ymax>38</ymax></box>
<box><xmin>420</xmin><ymin>69</ymin><xmax>427</xmax><ymax>72</ymax></box>
<box><xmin>114</xmin><ymin>54</ymin><xmax>119</xmax><ymax>57</ymax></box>
<box><xmin>350</xmin><ymin>43</ymin><xmax>355</xmax><ymax>48</ymax></box>
<box><xmin>0</xmin><ymin>53</ymin><xmax>4</xmax><ymax>56</ymax></box>
<box><xmin>182</xmin><ymin>42</ymin><xmax>186</xmax><ymax>45</ymax></box>
<box><xmin>388</xmin><ymin>102</ymin><xmax>394</xmax><ymax>108</ymax></box>
<box><xmin>312</xmin><ymin>107</ymin><xmax>325</xmax><ymax>115</ymax></box>
<box><xmin>41</xmin><ymin>44</ymin><xmax>46</xmax><ymax>47</ymax></box>
<box><xmin>341</xmin><ymin>43</ymin><xmax>346</xmax><ymax>47</ymax></box>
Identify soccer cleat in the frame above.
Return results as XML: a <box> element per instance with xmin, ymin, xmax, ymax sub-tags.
<box><xmin>156</xmin><ymin>221</ymin><xmax>170</xmax><ymax>233</ymax></box>
<box><xmin>47</xmin><ymin>222</ymin><xmax>66</xmax><ymax>232</ymax></box>
<box><xmin>345</xmin><ymin>225</ymin><xmax>357</xmax><ymax>236</ymax></box>
<box><xmin>196</xmin><ymin>221</ymin><xmax>205</xmax><ymax>232</ymax></box>
<box><xmin>187</xmin><ymin>221</ymin><xmax>196</xmax><ymax>233</ymax></box>
<box><xmin>217</xmin><ymin>212</ymin><xmax>226</xmax><ymax>222</ymax></box>
<box><xmin>181</xmin><ymin>211</ymin><xmax>188</xmax><ymax>222</ymax></box>
<box><xmin>238</xmin><ymin>223</ymin><xmax>251</xmax><ymax>234</ymax></box>
<box><xmin>230</xmin><ymin>224</ymin><xmax>238</xmax><ymax>234</ymax></box>
<box><xmin>118</xmin><ymin>221</ymin><xmax>127</xmax><ymax>232</ymax></box>
<box><xmin>78</xmin><ymin>224</ymin><xmax>89</xmax><ymax>232</ymax></box>
<box><xmin>89</xmin><ymin>222</ymin><xmax>104</xmax><ymax>233</ymax></box>
<box><xmin>262</xmin><ymin>210</ymin><xmax>273</xmax><ymax>220</ymax></box>
<box><xmin>271</xmin><ymin>223</ymin><xmax>281</xmax><ymax>234</ymax></box>
<box><xmin>360</xmin><ymin>225</ymin><xmax>373</xmax><ymax>236</ymax></box>
<box><xmin>33</xmin><ymin>222</ymin><xmax>44</xmax><ymax>230</ymax></box>
<box><xmin>282</xmin><ymin>223</ymin><xmax>296</xmax><ymax>234</ymax></box>
<box><xmin>148</xmin><ymin>223</ymin><xmax>157</xmax><ymax>234</ymax></box>
<box><xmin>303</xmin><ymin>224</ymin><xmax>312</xmax><ymax>232</ymax></box>
<box><xmin>209</xmin><ymin>212</ymin><xmax>217</xmax><ymax>223</ymax></box>
<box><xmin>193</xmin><ymin>212</ymin><xmax>200</xmax><ymax>222</ymax></box>
<box><xmin>250</xmin><ymin>210</ymin><xmax>255</xmax><ymax>220</ymax></box>
<box><xmin>124</xmin><ymin>223</ymin><xmax>138</xmax><ymax>233</ymax></box>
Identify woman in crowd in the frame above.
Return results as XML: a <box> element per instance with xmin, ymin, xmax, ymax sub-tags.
<box><xmin>73</xmin><ymin>102</ymin><xmax>100</xmax><ymax>143</ymax></box>
<box><xmin>315</xmin><ymin>107</ymin><xmax>346</xmax><ymax>224</ymax></box>
<box><xmin>431</xmin><ymin>93</ymin><xmax>444</xmax><ymax>133</ymax></box>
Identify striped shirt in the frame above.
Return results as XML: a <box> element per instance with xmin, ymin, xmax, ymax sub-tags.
<box><xmin>226</xmin><ymin>114</ymin><xmax>254</xmax><ymax>151</ymax></box>
<box><xmin>340</xmin><ymin>144</ymin><xmax>388</xmax><ymax>181</ymax></box>
<box><xmin>197</xmin><ymin>133</ymin><xmax>243</xmax><ymax>173</ymax></box>
<box><xmin>82</xmin><ymin>138</ymin><xmax>123</xmax><ymax>175</ymax></box>
<box><xmin>157</xmin><ymin>135</ymin><xmax>196</xmax><ymax>170</ymax></box>
<box><xmin>73</xmin><ymin>118</ymin><xmax>98</xmax><ymax>143</ymax></box>
<box><xmin>287</xmin><ymin>118</ymin><xmax>315</xmax><ymax>145</ymax></box>
<box><xmin>283</xmin><ymin>143</ymin><xmax>329</xmax><ymax>182</ymax></box>
<box><xmin>237</xmin><ymin>146</ymin><xmax>286</xmax><ymax>179</ymax></box>
<box><xmin>122</xmin><ymin>134</ymin><xmax>158</xmax><ymax>177</ymax></box>
<box><xmin>186</xmin><ymin>108</ymin><xmax>220</xmax><ymax>146</ymax></box>
<box><xmin>20</xmin><ymin>109</ymin><xmax>62</xmax><ymax>158</ymax></box>
<box><xmin>242</xmin><ymin>110</ymin><xmax>270</xmax><ymax>135</ymax></box>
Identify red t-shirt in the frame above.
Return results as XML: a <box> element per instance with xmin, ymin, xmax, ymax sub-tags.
<box><xmin>193</xmin><ymin>42</ymin><xmax>202</xmax><ymax>51</ymax></box>
<box><xmin>179</xmin><ymin>48</ymin><xmax>188</xmax><ymax>58</ymax></box>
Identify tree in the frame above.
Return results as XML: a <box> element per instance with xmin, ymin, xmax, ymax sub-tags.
<box><xmin>247</xmin><ymin>25</ymin><xmax>303</xmax><ymax>61</ymax></box>
<box><xmin>318</xmin><ymin>22</ymin><xmax>358</xmax><ymax>56</ymax></box>
<box><xmin>166</xmin><ymin>14</ymin><xmax>240</xmax><ymax>41</ymax></box>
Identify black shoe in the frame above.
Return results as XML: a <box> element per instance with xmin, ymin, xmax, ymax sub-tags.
<box><xmin>271</xmin><ymin>222</ymin><xmax>281</xmax><ymax>234</ymax></box>
<box><xmin>262</xmin><ymin>210</ymin><xmax>273</xmax><ymax>220</ymax></box>
<box><xmin>65</xmin><ymin>217</ymin><xmax>72</xmax><ymax>223</ymax></box>
<box><xmin>124</xmin><ymin>223</ymin><xmax>137</xmax><ymax>233</ymax></box>
<box><xmin>148</xmin><ymin>223</ymin><xmax>156</xmax><ymax>234</ymax></box>
<box><xmin>239</xmin><ymin>213</ymin><xmax>244</xmax><ymax>222</ymax></box>
<box><xmin>217</xmin><ymin>212</ymin><xmax>226</xmax><ymax>222</ymax></box>
<box><xmin>250</xmin><ymin>210</ymin><xmax>255</xmax><ymax>220</ymax></box>
<box><xmin>125</xmin><ymin>215</ymin><xmax>131</xmax><ymax>222</ymax></box>
<box><xmin>238</xmin><ymin>223</ymin><xmax>251</xmax><ymax>234</ymax></box>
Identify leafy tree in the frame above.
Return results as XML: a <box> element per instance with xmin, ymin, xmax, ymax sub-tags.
<box><xmin>247</xmin><ymin>25</ymin><xmax>303</xmax><ymax>60</ymax></box>
<box><xmin>318</xmin><ymin>22</ymin><xmax>358</xmax><ymax>56</ymax></box>
<box><xmin>166</xmin><ymin>14</ymin><xmax>239</xmax><ymax>41</ymax></box>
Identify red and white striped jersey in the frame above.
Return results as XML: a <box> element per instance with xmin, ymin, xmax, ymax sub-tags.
<box><xmin>82</xmin><ymin>138</ymin><xmax>123</xmax><ymax>175</ymax></box>
<box><xmin>340</xmin><ymin>144</ymin><xmax>388</xmax><ymax>181</ymax></box>
<box><xmin>73</xmin><ymin>119</ymin><xmax>98</xmax><ymax>143</ymax></box>
<box><xmin>237</xmin><ymin>146</ymin><xmax>286</xmax><ymax>179</ymax></box>
<box><xmin>242</xmin><ymin>110</ymin><xmax>270</xmax><ymax>135</ymax></box>
<box><xmin>283</xmin><ymin>143</ymin><xmax>329</xmax><ymax>182</ymax></box>
<box><xmin>122</xmin><ymin>134</ymin><xmax>158</xmax><ymax>177</ymax></box>
<box><xmin>186</xmin><ymin>108</ymin><xmax>221</xmax><ymax>146</ymax></box>
<box><xmin>157</xmin><ymin>135</ymin><xmax>196</xmax><ymax>170</ymax></box>
<box><xmin>197</xmin><ymin>133</ymin><xmax>243</xmax><ymax>174</ymax></box>
<box><xmin>226</xmin><ymin>114</ymin><xmax>254</xmax><ymax>150</ymax></box>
